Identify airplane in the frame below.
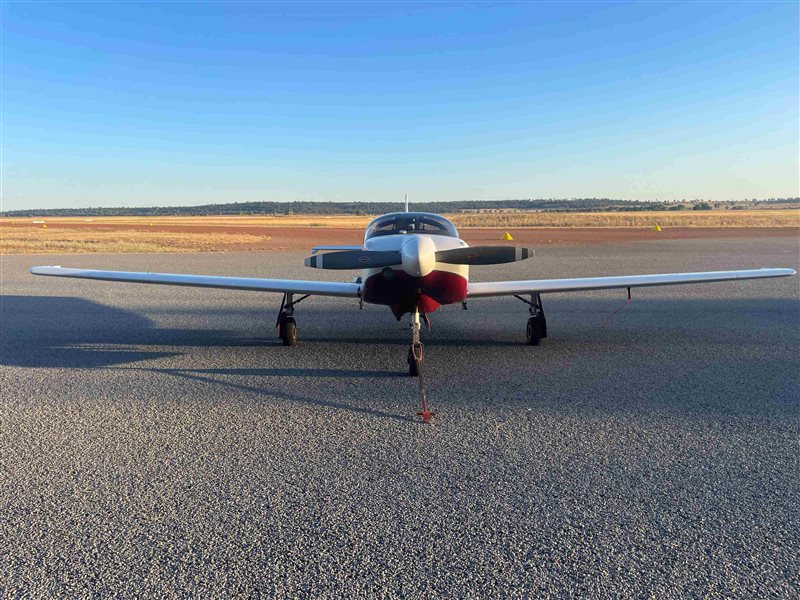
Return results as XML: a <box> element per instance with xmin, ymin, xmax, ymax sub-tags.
<box><xmin>31</xmin><ymin>210</ymin><xmax>796</xmax><ymax>422</ymax></box>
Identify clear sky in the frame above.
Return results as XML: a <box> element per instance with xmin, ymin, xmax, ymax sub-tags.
<box><xmin>2</xmin><ymin>1</ymin><xmax>798</xmax><ymax>210</ymax></box>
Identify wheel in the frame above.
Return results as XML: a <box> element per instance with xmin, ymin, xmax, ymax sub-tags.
<box><xmin>526</xmin><ymin>317</ymin><xmax>544</xmax><ymax>346</ymax></box>
<box><xmin>407</xmin><ymin>347</ymin><xmax>418</xmax><ymax>376</ymax></box>
<box><xmin>407</xmin><ymin>346</ymin><xmax>421</xmax><ymax>376</ymax></box>
<box><xmin>408</xmin><ymin>360</ymin><xmax>419</xmax><ymax>377</ymax></box>
<box><xmin>279</xmin><ymin>316</ymin><xmax>297</xmax><ymax>346</ymax></box>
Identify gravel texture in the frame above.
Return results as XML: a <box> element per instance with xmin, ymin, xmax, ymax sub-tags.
<box><xmin>1</xmin><ymin>236</ymin><xmax>799</xmax><ymax>597</ymax></box>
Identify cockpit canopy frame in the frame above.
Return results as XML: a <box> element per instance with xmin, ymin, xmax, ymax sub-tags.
<box><xmin>364</xmin><ymin>212</ymin><xmax>459</xmax><ymax>241</ymax></box>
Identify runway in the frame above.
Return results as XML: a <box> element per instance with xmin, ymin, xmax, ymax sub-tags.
<box><xmin>2</xmin><ymin>235</ymin><xmax>798</xmax><ymax>596</ymax></box>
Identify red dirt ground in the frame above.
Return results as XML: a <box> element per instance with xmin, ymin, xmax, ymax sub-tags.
<box><xmin>4</xmin><ymin>221</ymin><xmax>798</xmax><ymax>252</ymax></box>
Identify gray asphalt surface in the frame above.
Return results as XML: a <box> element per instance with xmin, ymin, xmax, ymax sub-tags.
<box><xmin>2</xmin><ymin>236</ymin><xmax>799</xmax><ymax>597</ymax></box>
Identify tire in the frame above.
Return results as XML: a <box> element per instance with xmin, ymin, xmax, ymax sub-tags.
<box><xmin>280</xmin><ymin>317</ymin><xmax>297</xmax><ymax>346</ymax></box>
<box><xmin>407</xmin><ymin>347</ymin><xmax>419</xmax><ymax>376</ymax></box>
<box><xmin>526</xmin><ymin>317</ymin><xmax>542</xmax><ymax>346</ymax></box>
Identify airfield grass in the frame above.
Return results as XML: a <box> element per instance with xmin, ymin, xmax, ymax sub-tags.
<box><xmin>0</xmin><ymin>227</ymin><xmax>271</xmax><ymax>254</ymax></box>
<box><xmin>1</xmin><ymin>209</ymin><xmax>797</xmax><ymax>254</ymax></box>
<box><xmin>452</xmin><ymin>208</ymin><xmax>799</xmax><ymax>228</ymax></box>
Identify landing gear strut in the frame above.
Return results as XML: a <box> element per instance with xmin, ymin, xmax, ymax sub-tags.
<box><xmin>516</xmin><ymin>293</ymin><xmax>547</xmax><ymax>346</ymax></box>
<box><xmin>276</xmin><ymin>292</ymin><xmax>309</xmax><ymax>346</ymax></box>
<box><xmin>407</xmin><ymin>306</ymin><xmax>434</xmax><ymax>423</ymax></box>
<box><xmin>407</xmin><ymin>308</ymin><xmax>423</xmax><ymax>376</ymax></box>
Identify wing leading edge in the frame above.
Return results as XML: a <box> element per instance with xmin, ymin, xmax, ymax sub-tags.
<box><xmin>30</xmin><ymin>266</ymin><xmax>361</xmax><ymax>297</ymax></box>
<box><xmin>467</xmin><ymin>268</ymin><xmax>796</xmax><ymax>298</ymax></box>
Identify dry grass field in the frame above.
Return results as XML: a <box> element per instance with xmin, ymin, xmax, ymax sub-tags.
<box><xmin>451</xmin><ymin>209</ymin><xmax>799</xmax><ymax>228</ymax></box>
<box><xmin>1</xmin><ymin>210</ymin><xmax>797</xmax><ymax>254</ymax></box>
<box><xmin>0</xmin><ymin>227</ymin><xmax>271</xmax><ymax>254</ymax></box>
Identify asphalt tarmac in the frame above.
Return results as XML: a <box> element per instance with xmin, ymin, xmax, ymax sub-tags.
<box><xmin>2</xmin><ymin>236</ymin><xmax>798</xmax><ymax>597</ymax></box>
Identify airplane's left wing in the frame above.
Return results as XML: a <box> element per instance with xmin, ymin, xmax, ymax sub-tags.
<box><xmin>30</xmin><ymin>266</ymin><xmax>361</xmax><ymax>297</ymax></box>
<box><xmin>468</xmin><ymin>268</ymin><xmax>795</xmax><ymax>298</ymax></box>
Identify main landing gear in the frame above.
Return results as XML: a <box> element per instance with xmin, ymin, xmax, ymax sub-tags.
<box><xmin>516</xmin><ymin>293</ymin><xmax>547</xmax><ymax>346</ymax></box>
<box><xmin>276</xmin><ymin>292</ymin><xmax>309</xmax><ymax>346</ymax></box>
<box><xmin>407</xmin><ymin>306</ymin><xmax>434</xmax><ymax>423</ymax></box>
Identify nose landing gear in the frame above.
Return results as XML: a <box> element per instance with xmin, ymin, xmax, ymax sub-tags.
<box><xmin>407</xmin><ymin>308</ymin><xmax>424</xmax><ymax>376</ymax></box>
<box><xmin>408</xmin><ymin>306</ymin><xmax>434</xmax><ymax>423</ymax></box>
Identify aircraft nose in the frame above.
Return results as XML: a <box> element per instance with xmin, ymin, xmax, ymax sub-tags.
<box><xmin>401</xmin><ymin>236</ymin><xmax>436</xmax><ymax>277</ymax></box>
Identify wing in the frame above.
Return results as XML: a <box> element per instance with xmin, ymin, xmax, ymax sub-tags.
<box><xmin>467</xmin><ymin>268</ymin><xmax>796</xmax><ymax>298</ymax></box>
<box><xmin>30</xmin><ymin>266</ymin><xmax>361</xmax><ymax>297</ymax></box>
<box><xmin>310</xmin><ymin>245</ymin><xmax>363</xmax><ymax>254</ymax></box>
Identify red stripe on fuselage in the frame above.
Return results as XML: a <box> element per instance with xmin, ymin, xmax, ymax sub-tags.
<box><xmin>363</xmin><ymin>269</ymin><xmax>467</xmax><ymax>318</ymax></box>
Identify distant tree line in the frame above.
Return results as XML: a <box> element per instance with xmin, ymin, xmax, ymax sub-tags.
<box><xmin>2</xmin><ymin>197</ymin><xmax>797</xmax><ymax>217</ymax></box>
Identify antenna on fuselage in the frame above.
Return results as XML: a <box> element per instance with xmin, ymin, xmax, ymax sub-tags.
<box><xmin>404</xmin><ymin>194</ymin><xmax>409</xmax><ymax>213</ymax></box>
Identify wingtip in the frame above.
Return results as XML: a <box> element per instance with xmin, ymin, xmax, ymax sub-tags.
<box><xmin>30</xmin><ymin>265</ymin><xmax>62</xmax><ymax>274</ymax></box>
<box><xmin>767</xmin><ymin>267</ymin><xmax>796</xmax><ymax>276</ymax></box>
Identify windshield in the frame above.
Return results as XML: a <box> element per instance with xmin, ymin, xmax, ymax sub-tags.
<box><xmin>365</xmin><ymin>213</ymin><xmax>459</xmax><ymax>240</ymax></box>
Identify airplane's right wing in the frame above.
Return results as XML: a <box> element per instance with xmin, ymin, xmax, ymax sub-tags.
<box><xmin>30</xmin><ymin>266</ymin><xmax>361</xmax><ymax>297</ymax></box>
<box><xmin>467</xmin><ymin>268</ymin><xmax>796</xmax><ymax>298</ymax></box>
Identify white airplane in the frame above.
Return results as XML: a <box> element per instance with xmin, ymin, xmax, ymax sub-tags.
<box><xmin>31</xmin><ymin>211</ymin><xmax>795</xmax><ymax>421</ymax></box>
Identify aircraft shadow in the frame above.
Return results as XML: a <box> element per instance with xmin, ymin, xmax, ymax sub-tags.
<box><xmin>0</xmin><ymin>295</ymin><xmax>260</xmax><ymax>369</ymax></box>
<box><xmin>3</xmin><ymin>294</ymin><xmax>797</xmax><ymax>367</ymax></box>
<box><xmin>3</xmin><ymin>294</ymin><xmax>797</xmax><ymax>420</ymax></box>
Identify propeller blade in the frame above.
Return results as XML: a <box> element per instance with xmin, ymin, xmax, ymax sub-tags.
<box><xmin>304</xmin><ymin>250</ymin><xmax>401</xmax><ymax>270</ymax></box>
<box><xmin>436</xmin><ymin>246</ymin><xmax>534</xmax><ymax>265</ymax></box>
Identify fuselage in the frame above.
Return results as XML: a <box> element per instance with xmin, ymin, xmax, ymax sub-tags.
<box><xmin>359</xmin><ymin>212</ymin><xmax>470</xmax><ymax>318</ymax></box>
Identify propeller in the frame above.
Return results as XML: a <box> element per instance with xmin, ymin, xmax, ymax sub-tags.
<box><xmin>304</xmin><ymin>245</ymin><xmax>533</xmax><ymax>270</ymax></box>
<box><xmin>435</xmin><ymin>246</ymin><xmax>534</xmax><ymax>265</ymax></box>
<box><xmin>304</xmin><ymin>250</ymin><xmax>401</xmax><ymax>270</ymax></box>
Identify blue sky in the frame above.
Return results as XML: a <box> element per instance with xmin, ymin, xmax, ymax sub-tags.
<box><xmin>2</xmin><ymin>1</ymin><xmax>798</xmax><ymax>210</ymax></box>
